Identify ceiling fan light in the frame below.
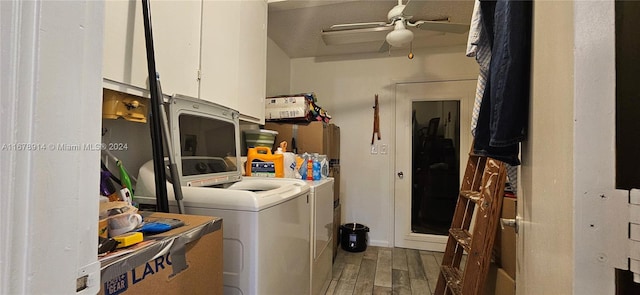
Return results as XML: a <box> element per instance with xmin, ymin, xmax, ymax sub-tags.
<box><xmin>386</xmin><ymin>27</ymin><xmax>413</xmax><ymax>47</ymax></box>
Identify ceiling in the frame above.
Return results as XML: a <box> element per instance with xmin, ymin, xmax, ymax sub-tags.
<box><xmin>267</xmin><ymin>0</ymin><xmax>475</xmax><ymax>58</ymax></box>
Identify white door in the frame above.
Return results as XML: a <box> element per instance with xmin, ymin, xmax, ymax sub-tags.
<box><xmin>394</xmin><ymin>80</ymin><xmax>476</xmax><ymax>251</ymax></box>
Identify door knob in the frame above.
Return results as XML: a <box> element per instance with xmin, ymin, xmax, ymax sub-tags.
<box><xmin>500</xmin><ymin>217</ymin><xmax>520</xmax><ymax>234</ymax></box>
<box><xmin>397</xmin><ymin>171</ymin><xmax>404</xmax><ymax>179</ymax></box>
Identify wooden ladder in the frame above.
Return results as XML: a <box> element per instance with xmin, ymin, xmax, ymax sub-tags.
<box><xmin>434</xmin><ymin>152</ymin><xmax>508</xmax><ymax>295</ymax></box>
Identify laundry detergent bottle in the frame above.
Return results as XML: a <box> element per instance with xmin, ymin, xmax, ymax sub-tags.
<box><xmin>275</xmin><ymin>147</ymin><xmax>297</xmax><ymax>178</ymax></box>
<box><xmin>246</xmin><ymin>146</ymin><xmax>284</xmax><ymax>178</ymax></box>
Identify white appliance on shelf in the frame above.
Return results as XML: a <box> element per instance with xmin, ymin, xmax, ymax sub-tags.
<box><xmin>135</xmin><ymin>95</ymin><xmax>310</xmax><ymax>295</ymax></box>
<box><xmin>306</xmin><ymin>178</ymin><xmax>335</xmax><ymax>295</ymax></box>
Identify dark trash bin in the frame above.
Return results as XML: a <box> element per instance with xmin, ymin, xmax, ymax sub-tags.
<box><xmin>340</xmin><ymin>223</ymin><xmax>369</xmax><ymax>252</ymax></box>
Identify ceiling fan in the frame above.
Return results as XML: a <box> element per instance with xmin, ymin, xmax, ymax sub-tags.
<box><xmin>321</xmin><ymin>0</ymin><xmax>469</xmax><ymax>53</ymax></box>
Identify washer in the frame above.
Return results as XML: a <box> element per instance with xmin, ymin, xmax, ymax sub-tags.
<box><xmin>137</xmin><ymin>167</ymin><xmax>310</xmax><ymax>295</ymax></box>
<box><xmin>135</xmin><ymin>95</ymin><xmax>311</xmax><ymax>295</ymax></box>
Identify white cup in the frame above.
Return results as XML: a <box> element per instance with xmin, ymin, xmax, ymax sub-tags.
<box><xmin>108</xmin><ymin>212</ymin><xmax>143</xmax><ymax>237</ymax></box>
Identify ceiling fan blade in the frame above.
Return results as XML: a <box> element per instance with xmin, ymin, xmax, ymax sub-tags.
<box><xmin>414</xmin><ymin>20</ymin><xmax>469</xmax><ymax>34</ymax></box>
<box><xmin>378</xmin><ymin>41</ymin><xmax>390</xmax><ymax>53</ymax></box>
<box><xmin>328</xmin><ymin>22</ymin><xmax>389</xmax><ymax>31</ymax></box>
<box><xmin>401</xmin><ymin>0</ymin><xmax>427</xmax><ymax>18</ymax></box>
<box><xmin>321</xmin><ymin>26</ymin><xmax>393</xmax><ymax>45</ymax></box>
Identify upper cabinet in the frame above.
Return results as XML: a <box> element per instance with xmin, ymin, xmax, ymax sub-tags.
<box><xmin>103</xmin><ymin>0</ymin><xmax>267</xmax><ymax>124</ymax></box>
<box><xmin>103</xmin><ymin>0</ymin><xmax>201</xmax><ymax>98</ymax></box>
<box><xmin>199</xmin><ymin>0</ymin><xmax>241</xmax><ymax>115</ymax></box>
<box><xmin>238</xmin><ymin>0</ymin><xmax>268</xmax><ymax>124</ymax></box>
<box><xmin>200</xmin><ymin>0</ymin><xmax>267</xmax><ymax>124</ymax></box>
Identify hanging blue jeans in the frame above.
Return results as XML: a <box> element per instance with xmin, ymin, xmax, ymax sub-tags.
<box><xmin>473</xmin><ymin>0</ymin><xmax>532</xmax><ymax>166</ymax></box>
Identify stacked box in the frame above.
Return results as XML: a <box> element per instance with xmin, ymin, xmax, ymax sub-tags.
<box><xmin>265</xmin><ymin>95</ymin><xmax>311</xmax><ymax>120</ymax></box>
<box><xmin>263</xmin><ymin>121</ymin><xmax>340</xmax><ymax>161</ymax></box>
<box><xmin>487</xmin><ymin>196</ymin><xmax>516</xmax><ymax>295</ymax></box>
<box><xmin>329</xmin><ymin>165</ymin><xmax>340</xmax><ymax>203</ymax></box>
<box><xmin>484</xmin><ymin>264</ymin><xmax>516</xmax><ymax>295</ymax></box>
<box><xmin>328</xmin><ymin>124</ymin><xmax>340</xmax><ymax>164</ymax></box>
<box><xmin>265</xmin><ymin>122</ymin><xmax>341</xmax><ymax>205</ymax></box>
<box><xmin>99</xmin><ymin>213</ymin><xmax>223</xmax><ymax>295</ymax></box>
<box><xmin>501</xmin><ymin>197</ymin><xmax>516</xmax><ymax>279</ymax></box>
<box><xmin>333</xmin><ymin>203</ymin><xmax>341</xmax><ymax>261</ymax></box>
<box><xmin>494</xmin><ymin>196</ymin><xmax>516</xmax><ymax>279</ymax></box>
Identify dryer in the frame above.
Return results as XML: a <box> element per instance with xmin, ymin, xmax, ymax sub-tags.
<box><xmin>135</xmin><ymin>95</ymin><xmax>310</xmax><ymax>295</ymax></box>
<box><xmin>306</xmin><ymin>178</ymin><xmax>334</xmax><ymax>295</ymax></box>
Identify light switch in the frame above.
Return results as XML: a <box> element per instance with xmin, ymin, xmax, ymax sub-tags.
<box><xmin>370</xmin><ymin>144</ymin><xmax>378</xmax><ymax>154</ymax></box>
<box><xmin>380</xmin><ymin>144</ymin><xmax>388</xmax><ymax>154</ymax></box>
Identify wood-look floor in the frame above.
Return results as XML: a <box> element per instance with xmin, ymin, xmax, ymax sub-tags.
<box><xmin>326</xmin><ymin>246</ymin><xmax>445</xmax><ymax>295</ymax></box>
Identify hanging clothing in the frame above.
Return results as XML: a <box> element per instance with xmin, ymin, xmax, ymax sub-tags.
<box><xmin>466</xmin><ymin>0</ymin><xmax>482</xmax><ymax>58</ymax></box>
<box><xmin>466</xmin><ymin>0</ymin><xmax>491</xmax><ymax>137</ymax></box>
<box><xmin>472</xmin><ymin>0</ymin><xmax>532</xmax><ymax>166</ymax></box>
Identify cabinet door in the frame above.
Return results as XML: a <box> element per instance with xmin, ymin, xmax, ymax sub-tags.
<box><xmin>200</xmin><ymin>0</ymin><xmax>266</xmax><ymax>123</ymax></box>
<box><xmin>236</xmin><ymin>0</ymin><xmax>267</xmax><ymax>123</ymax></box>
<box><xmin>103</xmin><ymin>0</ymin><xmax>201</xmax><ymax>98</ymax></box>
<box><xmin>200</xmin><ymin>0</ymin><xmax>241</xmax><ymax>110</ymax></box>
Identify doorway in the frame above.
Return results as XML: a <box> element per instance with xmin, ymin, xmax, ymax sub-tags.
<box><xmin>411</xmin><ymin>101</ymin><xmax>460</xmax><ymax>235</ymax></box>
<box><xmin>394</xmin><ymin>80</ymin><xmax>475</xmax><ymax>251</ymax></box>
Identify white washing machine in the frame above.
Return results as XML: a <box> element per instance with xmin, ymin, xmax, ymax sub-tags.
<box><xmin>135</xmin><ymin>95</ymin><xmax>311</xmax><ymax>295</ymax></box>
<box><xmin>137</xmin><ymin>165</ymin><xmax>310</xmax><ymax>295</ymax></box>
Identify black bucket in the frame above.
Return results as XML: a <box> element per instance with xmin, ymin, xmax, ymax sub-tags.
<box><xmin>340</xmin><ymin>223</ymin><xmax>369</xmax><ymax>252</ymax></box>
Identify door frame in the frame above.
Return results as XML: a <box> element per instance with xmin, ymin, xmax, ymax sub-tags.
<box><xmin>393</xmin><ymin>79</ymin><xmax>476</xmax><ymax>251</ymax></box>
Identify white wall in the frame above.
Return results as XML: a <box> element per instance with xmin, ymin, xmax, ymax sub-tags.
<box><xmin>520</xmin><ymin>1</ymin><xmax>616</xmax><ymax>294</ymax></box>
<box><xmin>520</xmin><ymin>1</ymin><xmax>575</xmax><ymax>293</ymax></box>
<box><xmin>289</xmin><ymin>47</ymin><xmax>478</xmax><ymax>246</ymax></box>
<box><xmin>572</xmin><ymin>1</ymin><xmax>616</xmax><ymax>293</ymax></box>
<box><xmin>102</xmin><ymin>117</ymin><xmax>153</xmax><ymax>182</ymax></box>
<box><xmin>266</xmin><ymin>38</ymin><xmax>291</xmax><ymax>97</ymax></box>
<box><xmin>0</xmin><ymin>1</ymin><xmax>104</xmax><ymax>293</ymax></box>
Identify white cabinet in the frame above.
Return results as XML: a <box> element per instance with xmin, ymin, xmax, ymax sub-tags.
<box><xmin>199</xmin><ymin>0</ymin><xmax>241</xmax><ymax>111</ymax></box>
<box><xmin>200</xmin><ymin>0</ymin><xmax>267</xmax><ymax>123</ymax></box>
<box><xmin>103</xmin><ymin>0</ymin><xmax>201</xmax><ymax>98</ymax></box>
<box><xmin>103</xmin><ymin>0</ymin><xmax>267</xmax><ymax>124</ymax></box>
<box><xmin>237</xmin><ymin>0</ymin><xmax>268</xmax><ymax>124</ymax></box>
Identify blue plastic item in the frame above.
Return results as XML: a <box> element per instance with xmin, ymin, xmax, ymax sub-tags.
<box><xmin>137</xmin><ymin>218</ymin><xmax>184</xmax><ymax>234</ymax></box>
<box><xmin>313</xmin><ymin>159</ymin><xmax>321</xmax><ymax>180</ymax></box>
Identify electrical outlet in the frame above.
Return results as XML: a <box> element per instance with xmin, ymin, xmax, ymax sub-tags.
<box><xmin>370</xmin><ymin>144</ymin><xmax>378</xmax><ymax>154</ymax></box>
<box><xmin>380</xmin><ymin>144</ymin><xmax>388</xmax><ymax>154</ymax></box>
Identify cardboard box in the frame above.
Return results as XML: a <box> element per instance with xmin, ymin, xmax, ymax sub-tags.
<box><xmin>494</xmin><ymin>268</ymin><xmax>515</xmax><ymax>295</ymax></box>
<box><xmin>484</xmin><ymin>263</ymin><xmax>498</xmax><ymax>295</ymax></box>
<box><xmin>333</xmin><ymin>203</ymin><xmax>341</xmax><ymax>261</ymax></box>
<box><xmin>494</xmin><ymin>196</ymin><xmax>516</xmax><ymax>279</ymax></box>
<box><xmin>266</xmin><ymin>96</ymin><xmax>308</xmax><ymax>106</ymax></box>
<box><xmin>484</xmin><ymin>265</ymin><xmax>515</xmax><ymax>295</ymax></box>
<box><xmin>99</xmin><ymin>213</ymin><xmax>223</xmax><ymax>295</ymax></box>
<box><xmin>265</xmin><ymin>96</ymin><xmax>311</xmax><ymax>120</ymax></box>
<box><xmin>329</xmin><ymin>165</ymin><xmax>340</xmax><ymax>203</ymax></box>
<box><xmin>328</xmin><ymin>124</ymin><xmax>340</xmax><ymax>162</ymax></box>
<box><xmin>264</xmin><ymin>121</ymin><xmax>340</xmax><ymax>160</ymax></box>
